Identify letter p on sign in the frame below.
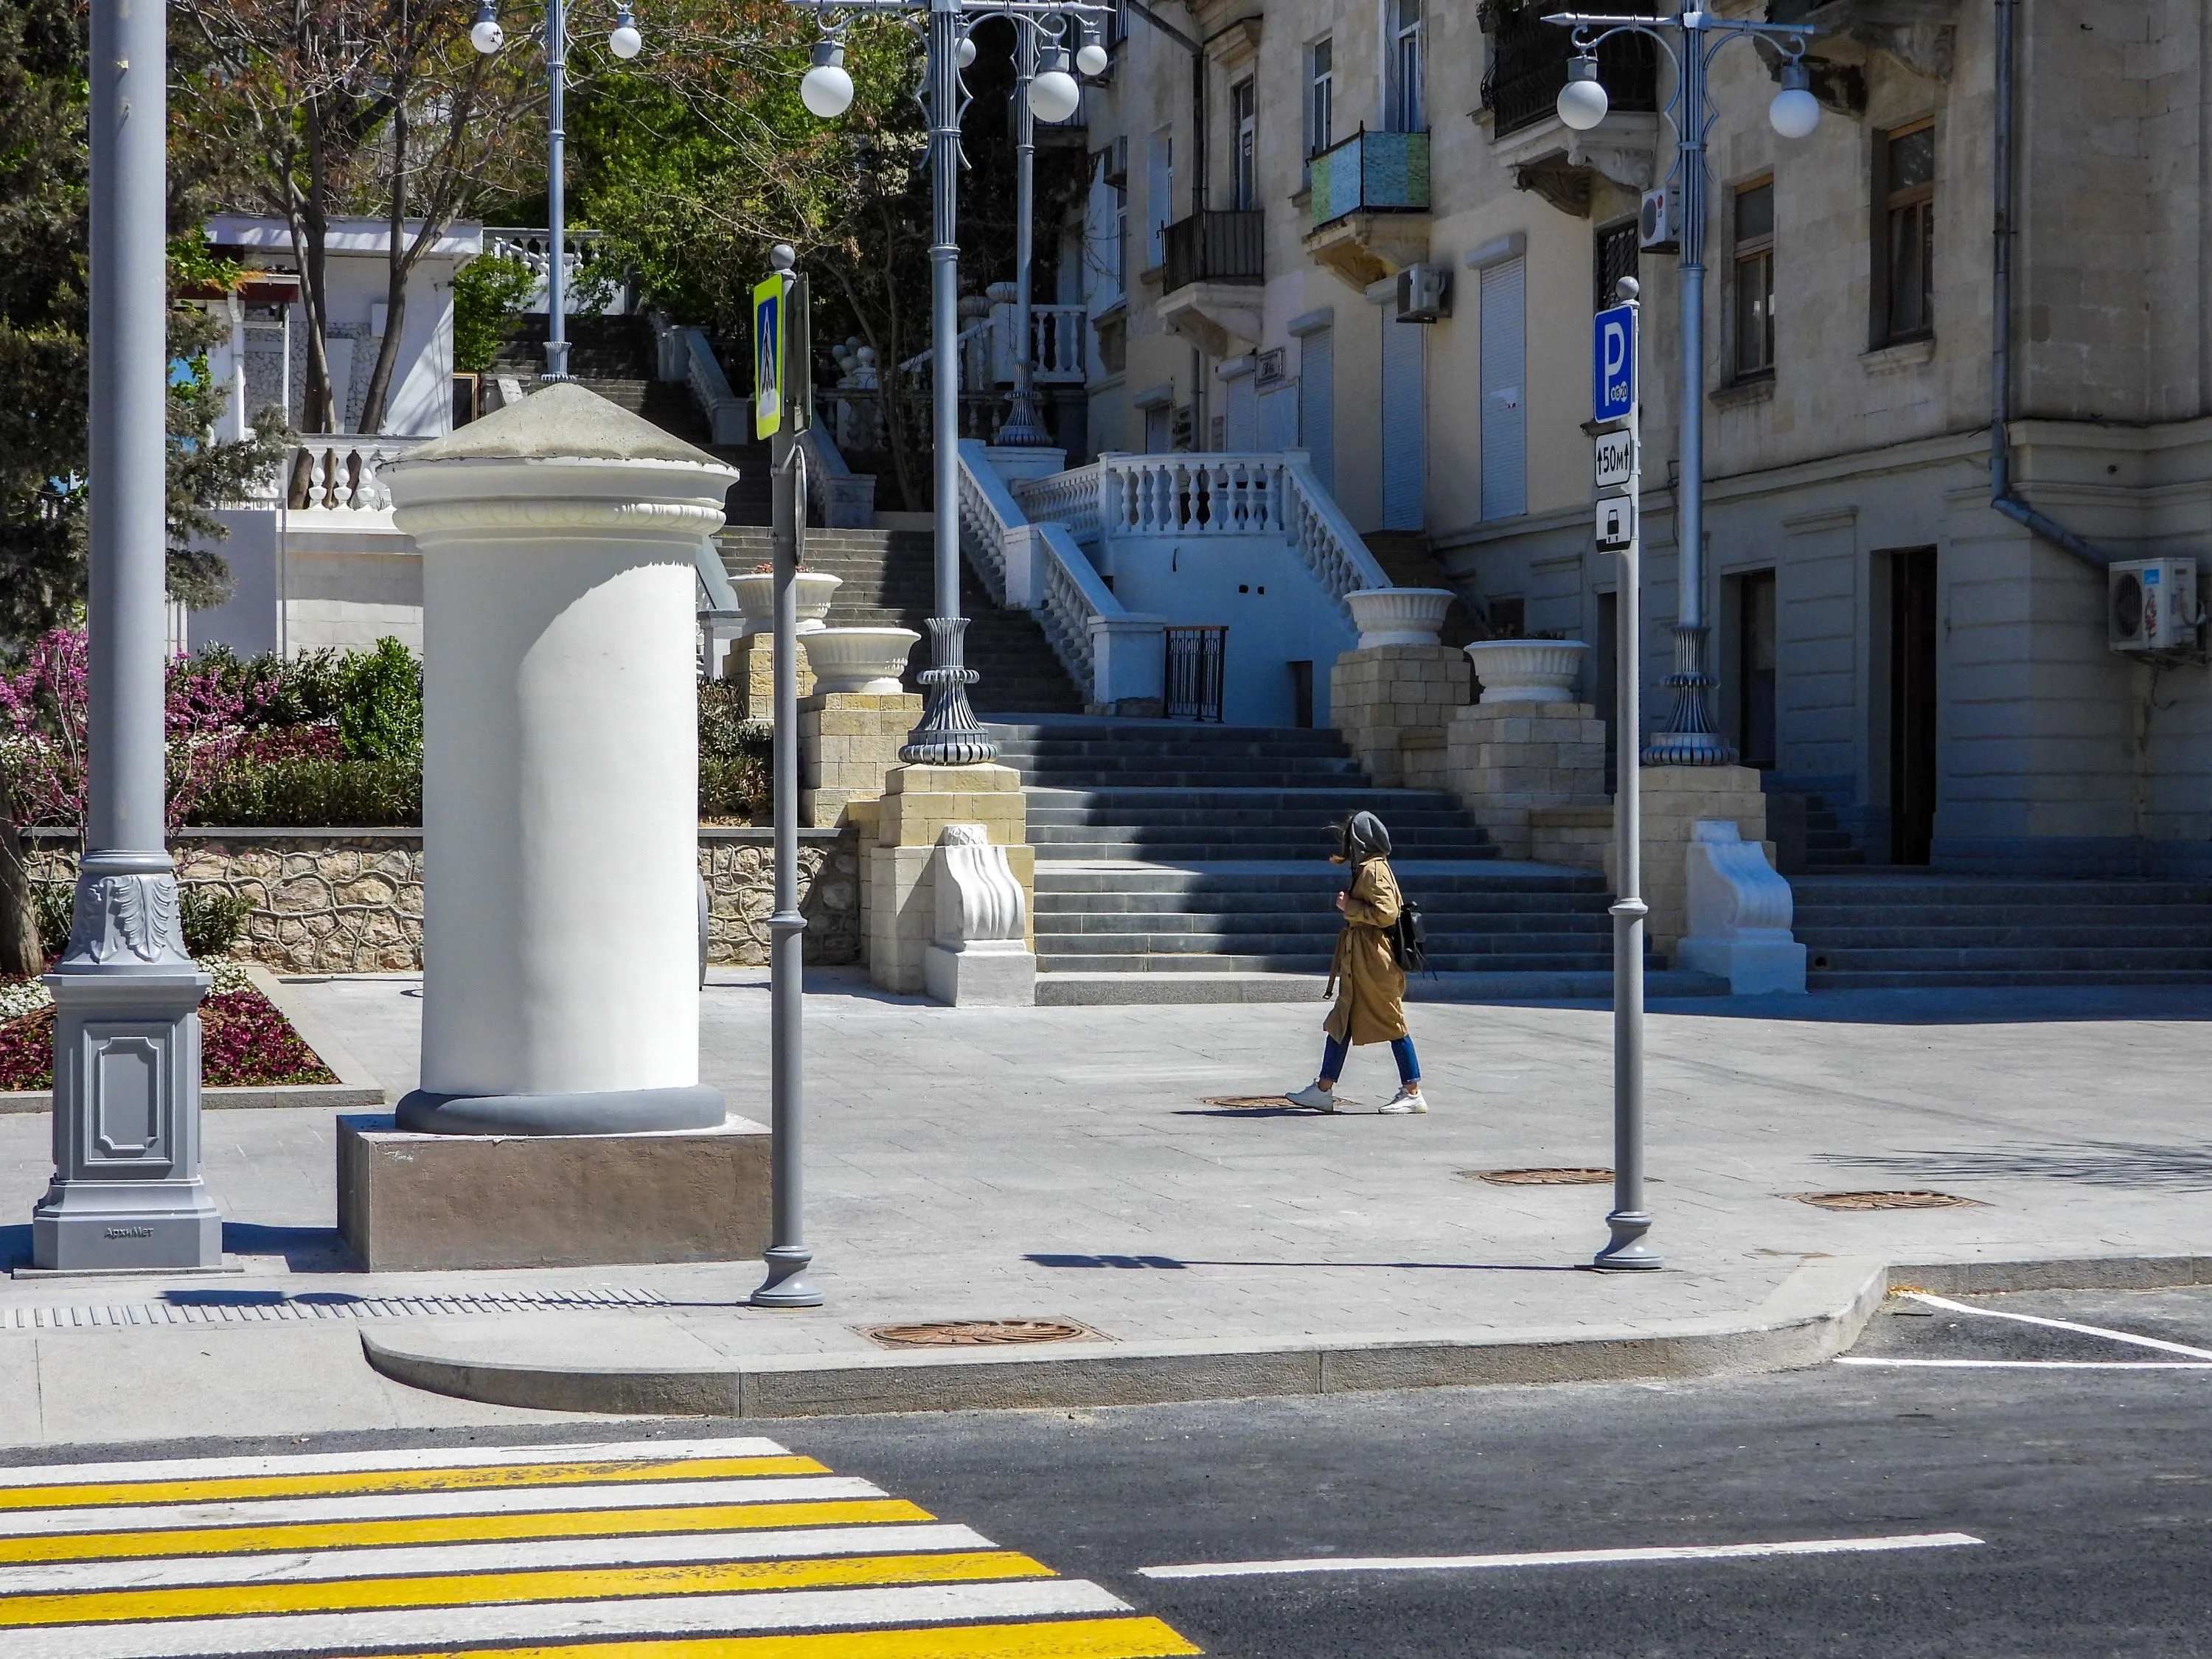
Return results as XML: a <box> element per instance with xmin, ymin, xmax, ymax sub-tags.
<box><xmin>1593</xmin><ymin>303</ymin><xmax>1635</xmax><ymax>423</ymax></box>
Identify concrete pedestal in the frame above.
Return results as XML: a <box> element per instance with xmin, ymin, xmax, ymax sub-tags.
<box><xmin>1330</xmin><ymin>644</ymin><xmax>1470</xmax><ymax>789</ymax></box>
<box><xmin>336</xmin><ymin>1113</ymin><xmax>771</xmax><ymax>1270</ymax></box>
<box><xmin>800</xmin><ymin>691</ymin><xmax>922</xmax><ymax>827</ymax></box>
<box><xmin>866</xmin><ymin>764</ymin><xmax>1033</xmax><ymax>995</ymax></box>
<box><xmin>1607</xmin><ymin>765</ymin><xmax>1773</xmax><ymax>959</ymax></box>
<box><xmin>726</xmin><ymin>630</ymin><xmax>815</xmax><ymax>720</ymax></box>
<box><xmin>1444</xmin><ymin>701</ymin><xmax>1610</xmax><ymax>861</ymax></box>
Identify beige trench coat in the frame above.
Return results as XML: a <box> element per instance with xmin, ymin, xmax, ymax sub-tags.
<box><xmin>1324</xmin><ymin>858</ymin><xmax>1408</xmax><ymax>1046</ymax></box>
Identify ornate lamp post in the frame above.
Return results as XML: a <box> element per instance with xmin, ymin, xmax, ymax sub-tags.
<box><xmin>795</xmin><ymin>0</ymin><xmax>1107</xmax><ymax>765</ymax></box>
<box><xmin>1547</xmin><ymin>8</ymin><xmax>1821</xmax><ymax>764</ymax></box>
<box><xmin>473</xmin><ymin>0</ymin><xmax>644</xmax><ymax>380</ymax></box>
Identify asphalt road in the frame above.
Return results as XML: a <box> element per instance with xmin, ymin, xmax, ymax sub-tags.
<box><xmin>6</xmin><ymin>1285</ymin><xmax>2211</xmax><ymax>1658</ymax></box>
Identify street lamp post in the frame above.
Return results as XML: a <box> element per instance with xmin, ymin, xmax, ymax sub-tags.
<box><xmin>795</xmin><ymin>0</ymin><xmax>1104</xmax><ymax>765</ymax></box>
<box><xmin>473</xmin><ymin>0</ymin><xmax>643</xmax><ymax>381</ymax></box>
<box><xmin>992</xmin><ymin>24</ymin><xmax>1049</xmax><ymax>448</ymax></box>
<box><xmin>1548</xmin><ymin>7</ymin><xmax>1821</xmax><ymax>764</ymax></box>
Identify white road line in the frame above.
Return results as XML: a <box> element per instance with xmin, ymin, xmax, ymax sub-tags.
<box><xmin>1837</xmin><ymin>1357</ymin><xmax>2212</xmax><ymax>1371</ymax></box>
<box><xmin>0</xmin><ymin>1478</ymin><xmax>885</xmax><ymax>1540</ymax></box>
<box><xmin>0</xmin><ymin>1438</ymin><xmax>793</xmax><ymax>1491</ymax></box>
<box><xmin>1</xmin><ymin>1579</ymin><xmax>1130</xmax><ymax>1659</ymax></box>
<box><xmin>1899</xmin><ymin>1292</ymin><xmax>2212</xmax><ymax>1362</ymax></box>
<box><xmin>0</xmin><ymin>1523</ymin><xmax>992</xmax><ymax>1596</ymax></box>
<box><xmin>1137</xmin><ymin>1533</ymin><xmax>1984</xmax><ymax>1581</ymax></box>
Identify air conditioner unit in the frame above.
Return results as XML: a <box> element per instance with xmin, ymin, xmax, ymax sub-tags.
<box><xmin>1099</xmin><ymin>135</ymin><xmax>1129</xmax><ymax>188</ymax></box>
<box><xmin>1395</xmin><ymin>262</ymin><xmax>1453</xmax><ymax>323</ymax></box>
<box><xmin>2109</xmin><ymin>557</ymin><xmax>2200</xmax><ymax>652</ymax></box>
<box><xmin>1639</xmin><ymin>186</ymin><xmax>1681</xmax><ymax>253</ymax></box>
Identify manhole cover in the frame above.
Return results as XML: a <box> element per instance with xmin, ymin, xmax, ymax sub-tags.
<box><xmin>1463</xmin><ymin>1167</ymin><xmax>1615</xmax><ymax>1186</ymax></box>
<box><xmin>1203</xmin><ymin>1095</ymin><xmax>1298</xmax><ymax>1110</ymax></box>
<box><xmin>1792</xmin><ymin>1190</ymin><xmax>1984</xmax><ymax>1211</ymax></box>
<box><xmin>862</xmin><ymin>1318</ymin><xmax>1105</xmax><ymax>1349</ymax></box>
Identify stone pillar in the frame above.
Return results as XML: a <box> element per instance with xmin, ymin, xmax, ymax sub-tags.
<box><xmin>799</xmin><ymin>691</ymin><xmax>923</xmax><ymax>827</ymax></box>
<box><xmin>726</xmin><ymin>633</ymin><xmax>814</xmax><ymax>717</ymax></box>
<box><xmin>1330</xmin><ymin>645</ymin><xmax>1469</xmax><ymax>788</ymax></box>
<box><xmin>1444</xmin><ymin>702</ymin><xmax>1610</xmax><ymax>861</ymax></box>
<box><xmin>1607</xmin><ymin>765</ymin><xmax>1771</xmax><ymax>959</ymax></box>
<box><xmin>866</xmin><ymin>763</ymin><xmax>1034</xmax><ymax>997</ymax></box>
<box><xmin>383</xmin><ymin>383</ymin><xmax>735</xmax><ymax>1136</ymax></box>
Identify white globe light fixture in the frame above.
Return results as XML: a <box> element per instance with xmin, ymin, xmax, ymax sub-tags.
<box><xmin>800</xmin><ymin>39</ymin><xmax>854</xmax><ymax>117</ymax></box>
<box><xmin>469</xmin><ymin>3</ymin><xmax>504</xmax><ymax>54</ymax></box>
<box><xmin>609</xmin><ymin>8</ymin><xmax>642</xmax><ymax>58</ymax></box>
<box><xmin>1075</xmin><ymin>37</ymin><xmax>1107</xmax><ymax>77</ymax></box>
<box><xmin>1768</xmin><ymin>60</ymin><xmax>1820</xmax><ymax>139</ymax></box>
<box><xmin>1028</xmin><ymin>48</ymin><xmax>1080</xmax><ymax>123</ymax></box>
<box><xmin>956</xmin><ymin>35</ymin><xmax>977</xmax><ymax>68</ymax></box>
<box><xmin>1557</xmin><ymin>54</ymin><xmax>1609</xmax><ymax>131</ymax></box>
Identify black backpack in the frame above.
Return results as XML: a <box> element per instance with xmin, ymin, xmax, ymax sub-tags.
<box><xmin>1391</xmin><ymin>892</ymin><xmax>1429</xmax><ymax>973</ymax></box>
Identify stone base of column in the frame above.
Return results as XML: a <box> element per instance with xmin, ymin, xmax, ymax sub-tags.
<box><xmin>1607</xmin><ymin>765</ymin><xmax>1773</xmax><ymax>959</ymax></box>
<box><xmin>800</xmin><ymin>691</ymin><xmax>924</xmax><ymax>828</ymax></box>
<box><xmin>924</xmin><ymin>939</ymin><xmax>1037</xmax><ymax>1006</ymax></box>
<box><xmin>336</xmin><ymin>1113</ymin><xmax>770</xmax><ymax>1270</ymax></box>
<box><xmin>866</xmin><ymin>764</ymin><xmax>1032</xmax><ymax>994</ymax></box>
<box><xmin>1443</xmin><ymin>701</ymin><xmax>1609</xmax><ymax>861</ymax></box>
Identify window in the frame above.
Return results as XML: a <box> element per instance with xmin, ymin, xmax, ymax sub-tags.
<box><xmin>1877</xmin><ymin>120</ymin><xmax>1935</xmax><ymax>344</ymax></box>
<box><xmin>1594</xmin><ymin>217</ymin><xmax>1639</xmax><ymax>311</ymax></box>
<box><xmin>1231</xmin><ymin>79</ymin><xmax>1257</xmax><ymax>209</ymax></box>
<box><xmin>1308</xmin><ymin>38</ymin><xmax>1335</xmax><ymax>156</ymax></box>
<box><xmin>1389</xmin><ymin>0</ymin><xmax>1425</xmax><ymax>132</ymax></box>
<box><xmin>1733</xmin><ymin>178</ymin><xmax>1775</xmax><ymax>378</ymax></box>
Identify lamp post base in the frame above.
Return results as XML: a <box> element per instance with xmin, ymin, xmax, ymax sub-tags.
<box><xmin>902</xmin><ymin>616</ymin><xmax>999</xmax><ymax>765</ymax></box>
<box><xmin>751</xmin><ymin>1245</ymin><xmax>825</xmax><ymax>1307</ymax></box>
<box><xmin>1593</xmin><ymin>1209</ymin><xmax>1664</xmax><ymax>1271</ymax></box>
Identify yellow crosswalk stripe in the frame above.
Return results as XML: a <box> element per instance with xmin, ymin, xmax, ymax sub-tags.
<box><xmin>0</xmin><ymin>1455</ymin><xmax>827</xmax><ymax>1514</ymax></box>
<box><xmin>0</xmin><ymin>1498</ymin><xmax>936</xmax><ymax>1566</ymax></box>
<box><xmin>0</xmin><ymin>1550</ymin><xmax>1057</xmax><ymax>1629</ymax></box>
<box><xmin>388</xmin><ymin>1616</ymin><xmax>1205</xmax><ymax>1658</ymax></box>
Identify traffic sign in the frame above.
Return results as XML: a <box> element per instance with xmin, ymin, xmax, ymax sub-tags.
<box><xmin>752</xmin><ymin>274</ymin><xmax>784</xmax><ymax>440</ymax></box>
<box><xmin>1596</xmin><ymin>495</ymin><xmax>1634</xmax><ymax>551</ymax></box>
<box><xmin>1593</xmin><ymin>302</ymin><xmax>1635</xmax><ymax>423</ymax></box>
<box><xmin>1594</xmin><ymin>428</ymin><xmax>1635</xmax><ymax>491</ymax></box>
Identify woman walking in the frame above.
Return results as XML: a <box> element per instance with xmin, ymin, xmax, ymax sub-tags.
<box><xmin>1285</xmin><ymin>810</ymin><xmax>1427</xmax><ymax>1114</ymax></box>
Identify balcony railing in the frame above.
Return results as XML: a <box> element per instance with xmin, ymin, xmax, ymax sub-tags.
<box><xmin>1163</xmin><ymin>211</ymin><xmax>1264</xmax><ymax>295</ymax></box>
<box><xmin>1309</xmin><ymin>128</ymin><xmax>1432</xmax><ymax>231</ymax></box>
<box><xmin>1480</xmin><ymin>0</ymin><xmax>1658</xmax><ymax>139</ymax></box>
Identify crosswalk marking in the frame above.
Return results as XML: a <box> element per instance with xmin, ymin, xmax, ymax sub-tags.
<box><xmin>0</xmin><ymin>1436</ymin><xmax>1201</xmax><ymax>1659</ymax></box>
<box><xmin>0</xmin><ymin>1478</ymin><xmax>890</xmax><ymax>1542</ymax></box>
<box><xmin>0</xmin><ymin>1496</ymin><xmax>931</xmax><ymax>1565</ymax></box>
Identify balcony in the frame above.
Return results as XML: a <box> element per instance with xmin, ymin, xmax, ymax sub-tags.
<box><xmin>1158</xmin><ymin>210</ymin><xmax>1265</xmax><ymax>358</ymax></box>
<box><xmin>1305</xmin><ymin>128</ymin><xmax>1433</xmax><ymax>288</ymax></box>
<box><xmin>1479</xmin><ymin>1</ymin><xmax>1658</xmax><ymax>140</ymax></box>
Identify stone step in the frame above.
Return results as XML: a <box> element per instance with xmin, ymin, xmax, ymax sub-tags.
<box><xmin>1033</xmin><ymin>968</ymin><xmax>1728</xmax><ymax>1005</ymax></box>
<box><xmin>1801</xmin><ymin>945</ymin><xmax>2212</xmax><ymax>972</ymax></box>
<box><xmin>1034</xmin><ymin>906</ymin><xmax>1613</xmax><ymax>933</ymax></box>
<box><xmin>1032</xmin><ymin>949</ymin><xmax>1635</xmax><ymax>975</ymax></box>
<box><xmin>1032</xmin><ymin>863</ymin><xmax>1607</xmax><ymax>893</ymax></box>
<box><xmin>1793</xmin><ymin>922</ymin><xmax>2212</xmax><ymax>947</ymax></box>
<box><xmin>1807</xmin><ymin>967</ymin><xmax>2212</xmax><ymax>990</ymax></box>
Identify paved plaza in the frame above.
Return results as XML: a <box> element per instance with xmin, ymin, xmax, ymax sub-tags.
<box><xmin>1</xmin><ymin>975</ymin><xmax>2208</xmax><ymax>1439</ymax></box>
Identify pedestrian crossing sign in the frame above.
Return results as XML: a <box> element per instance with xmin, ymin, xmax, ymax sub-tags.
<box><xmin>753</xmin><ymin>274</ymin><xmax>783</xmax><ymax>440</ymax></box>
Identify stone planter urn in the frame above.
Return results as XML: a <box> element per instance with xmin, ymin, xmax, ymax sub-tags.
<box><xmin>1464</xmin><ymin>639</ymin><xmax>1591</xmax><ymax>704</ymax></box>
<box><xmin>730</xmin><ymin>570</ymin><xmax>841</xmax><ymax>636</ymax></box>
<box><xmin>801</xmin><ymin>626</ymin><xmax>922</xmax><ymax>695</ymax></box>
<box><xmin>1348</xmin><ymin>587</ymin><xmax>1455</xmax><ymax>649</ymax></box>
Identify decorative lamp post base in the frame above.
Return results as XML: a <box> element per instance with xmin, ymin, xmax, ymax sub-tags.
<box><xmin>1641</xmin><ymin>623</ymin><xmax>1738</xmax><ymax>766</ymax></box>
<box><xmin>751</xmin><ymin>1245</ymin><xmax>824</xmax><ymax>1307</ymax></box>
<box><xmin>901</xmin><ymin>616</ymin><xmax>1000</xmax><ymax>765</ymax></box>
<box><xmin>992</xmin><ymin>383</ymin><xmax>1052</xmax><ymax>448</ymax></box>
<box><xmin>1593</xmin><ymin>1209</ymin><xmax>1664</xmax><ymax>1271</ymax></box>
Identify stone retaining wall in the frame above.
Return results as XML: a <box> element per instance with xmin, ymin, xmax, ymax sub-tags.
<box><xmin>27</xmin><ymin>827</ymin><xmax>860</xmax><ymax>974</ymax></box>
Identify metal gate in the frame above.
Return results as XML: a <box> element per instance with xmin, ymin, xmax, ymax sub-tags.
<box><xmin>1165</xmin><ymin>626</ymin><xmax>1227</xmax><ymax>722</ymax></box>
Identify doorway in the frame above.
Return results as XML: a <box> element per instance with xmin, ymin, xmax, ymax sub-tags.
<box><xmin>1888</xmin><ymin>547</ymin><xmax>1938</xmax><ymax>865</ymax></box>
<box><xmin>1735</xmin><ymin>568</ymin><xmax>1777</xmax><ymax>770</ymax></box>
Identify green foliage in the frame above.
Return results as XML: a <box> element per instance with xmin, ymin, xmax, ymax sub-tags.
<box><xmin>188</xmin><ymin>643</ymin><xmax>347</xmax><ymax>727</ymax></box>
<box><xmin>29</xmin><ymin>880</ymin><xmax>69</xmax><ymax>961</ymax></box>
<box><xmin>187</xmin><ymin>757</ymin><xmax>422</xmax><ymax>828</ymax></box>
<box><xmin>451</xmin><ymin>254</ymin><xmax>536</xmax><ymax>375</ymax></box>
<box><xmin>700</xmin><ymin>680</ymin><xmax>769</xmax><ymax>819</ymax></box>
<box><xmin>335</xmin><ymin>637</ymin><xmax>423</xmax><ymax>764</ymax></box>
<box><xmin>178</xmin><ymin>888</ymin><xmax>253</xmax><ymax>958</ymax></box>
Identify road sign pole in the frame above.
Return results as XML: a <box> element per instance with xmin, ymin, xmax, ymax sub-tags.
<box><xmin>1596</xmin><ymin>280</ymin><xmax>1659</xmax><ymax>1272</ymax></box>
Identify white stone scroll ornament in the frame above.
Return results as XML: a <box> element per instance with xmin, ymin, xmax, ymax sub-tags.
<box><xmin>925</xmin><ymin>824</ymin><xmax>1036</xmax><ymax>1008</ymax></box>
<box><xmin>1675</xmin><ymin>820</ymin><xmax>1808</xmax><ymax>996</ymax></box>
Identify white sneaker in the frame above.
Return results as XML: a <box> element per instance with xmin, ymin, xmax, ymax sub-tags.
<box><xmin>1283</xmin><ymin>1083</ymin><xmax>1338</xmax><ymax>1110</ymax></box>
<box><xmin>1380</xmin><ymin>1087</ymin><xmax>1429</xmax><ymax>1114</ymax></box>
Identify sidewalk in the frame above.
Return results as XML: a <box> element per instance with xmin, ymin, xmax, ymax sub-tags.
<box><xmin>3</xmin><ymin>973</ymin><xmax>2209</xmax><ymax>1439</ymax></box>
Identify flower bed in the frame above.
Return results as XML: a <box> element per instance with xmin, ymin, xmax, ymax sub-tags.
<box><xmin>0</xmin><ymin>960</ymin><xmax>335</xmax><ymax>1091</ymax></box>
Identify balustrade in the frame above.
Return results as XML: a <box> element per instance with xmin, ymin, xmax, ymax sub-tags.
<box><xmin>285</xmin><ymin>436</ymin><xmax>428</xmax><ymax>511</ymax></box>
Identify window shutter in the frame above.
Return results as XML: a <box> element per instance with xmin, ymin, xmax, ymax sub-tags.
<box><xmin>1381</xmin><ymin>316</ymin><xmax>1425</xmax><ymax>530</ymax></box>
<box><xmin>1479</xmin><ymin>256</ymin><xmax>1527</xmax><ymax>520</ymax></box>
<box><xmin>1298</xmin><ymin>327</ymin><xmax>1334</xmax><ymax>492</ymax></box>
<box><xmin>1224</xmin><ymin>372</ymin><xmax>1258</xmax><ymax>451</ymax></box>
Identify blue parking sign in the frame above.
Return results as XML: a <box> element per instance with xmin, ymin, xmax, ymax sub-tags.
<box><xmin>1593</xmin><ymin>303</ymin><xmax>1635</xmax><ymax>423</ymax></box>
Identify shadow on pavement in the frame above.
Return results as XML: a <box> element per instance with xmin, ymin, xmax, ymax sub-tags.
<box><xmin>1026</xmin><ymin>1251</ymin><xmax>1582</xmax><ymax>1274</ymax></box>
<box><xmin>1819</xmin><ymin>1139</ymin><xmax>2212</xmax><ymax>1192</ymax></box>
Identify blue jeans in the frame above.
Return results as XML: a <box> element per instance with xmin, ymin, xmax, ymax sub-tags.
<box><xmin>1321</xmin><ymin>1032</ymin><xmax>1419</xmax><ymax>1086</ymax></box>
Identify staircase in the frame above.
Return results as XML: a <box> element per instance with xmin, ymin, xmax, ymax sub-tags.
<box><xmin>1792</xmin><ymin>873</ymin><xmax>2212</xmax><ymax>989</ymax></box>
<box><xmin>987</xmin><ymin>717</ymin><xmax>1722</xmax><ymax>1005</ymax></box>
<box><xmin>717</xmin><ymin>528</ymin><xmax>1085</xmax><ymax>714</ymax></box>
<box><xmin>1800</xmin><ymin>792</ymin><xmax>1866</xmax><ymax>870</ymax></box>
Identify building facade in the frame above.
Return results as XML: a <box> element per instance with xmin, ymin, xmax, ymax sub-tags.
<box><xmin>1071</xmin><ymin>0</ymin><xmax>2212</xmax><ymax>877</ymax></box>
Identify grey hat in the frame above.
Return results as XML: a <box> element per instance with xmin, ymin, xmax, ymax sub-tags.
<box><xmin>1340</xmin><ymin>810</ymin><xmax>1392</xmax><ymax>864</ymax></box>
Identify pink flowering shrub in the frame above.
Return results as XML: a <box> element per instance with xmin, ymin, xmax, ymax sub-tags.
<box><xmin>0</xmin><ymin>989</ymin><xmax>336</xmax><ymax>1091</ymax></box>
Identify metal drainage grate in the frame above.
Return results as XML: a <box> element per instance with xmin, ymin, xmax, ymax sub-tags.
<box><xmin>863</xmin><ymin>1318</ymin><xmax>1105</xmax><ymax>1349</ymax></box>
<box><xmin>0</xmin><ymin>1287</ymin><xmax>669</xmax><ymax>1331</ymax></box>
<box><xmin>1203</xmin><ymin>1095</ymin><xmax>1298</xmax><ymax>1110</ymax></box>
<box><xmin>1462</xmin><ymin>1168</ymin><xmax>1615</xmax><ymax>1186</ymax></box>
<box><xmin>1792</xmin><ymin>1190</ymin><xmax>1985</xmax><ymax>1211</ymax></box>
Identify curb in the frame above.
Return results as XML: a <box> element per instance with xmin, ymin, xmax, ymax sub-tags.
<box><xmin>358</xmin><ymin>1253</ymin><xmax>2212</xmax><ymax>1420</ymax></box>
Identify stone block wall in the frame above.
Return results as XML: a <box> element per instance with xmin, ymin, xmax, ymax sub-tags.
<box><xmin>1331</xmin><ymin>645</ymin><xmax>1470</xmax><ymax>788</ymax></box>
<box><xmin>724</xmin><ymin>632</ymin><xmax>815</xmax><ymax>721</ymax></box>
<box><xmin>1604</xmin><ymin>766</ymin><xmax>1771</xmax><ymax>959</ymax></box>
<box><xmin>27</xmin><ymin>827</ymin><xmax>862</xmax><ymax>973</ymax></box>
<box><xmin>1444</xmin><ymin>702</ymin><xmax>1609</xmax><ymax>860</ymax></box>
<box><xmin>800</xmin><ymin>691</ymin><xmax>923</xmax><ymax>827</ymax></box>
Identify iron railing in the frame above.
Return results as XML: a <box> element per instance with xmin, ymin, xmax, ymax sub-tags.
<box><xmin>1480</xmin><ymin>1</ymin><xmax>1659</xmax><ymax>139</ymax></box>
<box><xmin>1163</xmin><ymin>211</ymin><xmax>1265</xmax><ymax>294</ymax></box>
<box><xmin>1309</xmin><ymin>128</ymin><xmax>1432</xmax><ymax>230</ymax></box>
<box><xmin>1165</xmin><ymin>625</ymin><xmax>1228</xmax><ymax>722</ymax></box>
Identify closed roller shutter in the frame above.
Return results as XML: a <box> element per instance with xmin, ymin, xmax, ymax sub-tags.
<box><xmin>1480</xmin><ymin>256</ymin><xmax>1526</xmax><ymax>520</ymax></box>
<box><xmin>1381</xmin><ymin>313</ymin><xmax>1425</xmax><ymax>529</ymax></box>
<box><xmin>1298</xmin><ymin>327</ymin><xmax>1335</xmax><ymax>492</ymax></box>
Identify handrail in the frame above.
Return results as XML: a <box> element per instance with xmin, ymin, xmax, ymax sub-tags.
<box><xmin>1012</xmin><ymin>460</ymin><xmax>1103</xmax><ymax>546</ymax></box>
<box><xmin>796</xmin><ymin>425</ymin><xmax>877</xmax><ymax>529</ymax></box>
<box><xmin>675</xmin><ymin>325</ymin><xmax>748</xmax><ymax>445</ymax></box>
<box><xmin>953</xmin><ymin>439</ymin><xmax>1021</xmax><ymax>605</ymax></box>
<box><xmin>1096</xmin><ymin>452</ymin><xmax>1293</xmax><ymax>538</ymax></box>
<box><xmin>1281</xmin><ymin>455</ymin><xmax>1394</xmax><ymax>621</ymax></box>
